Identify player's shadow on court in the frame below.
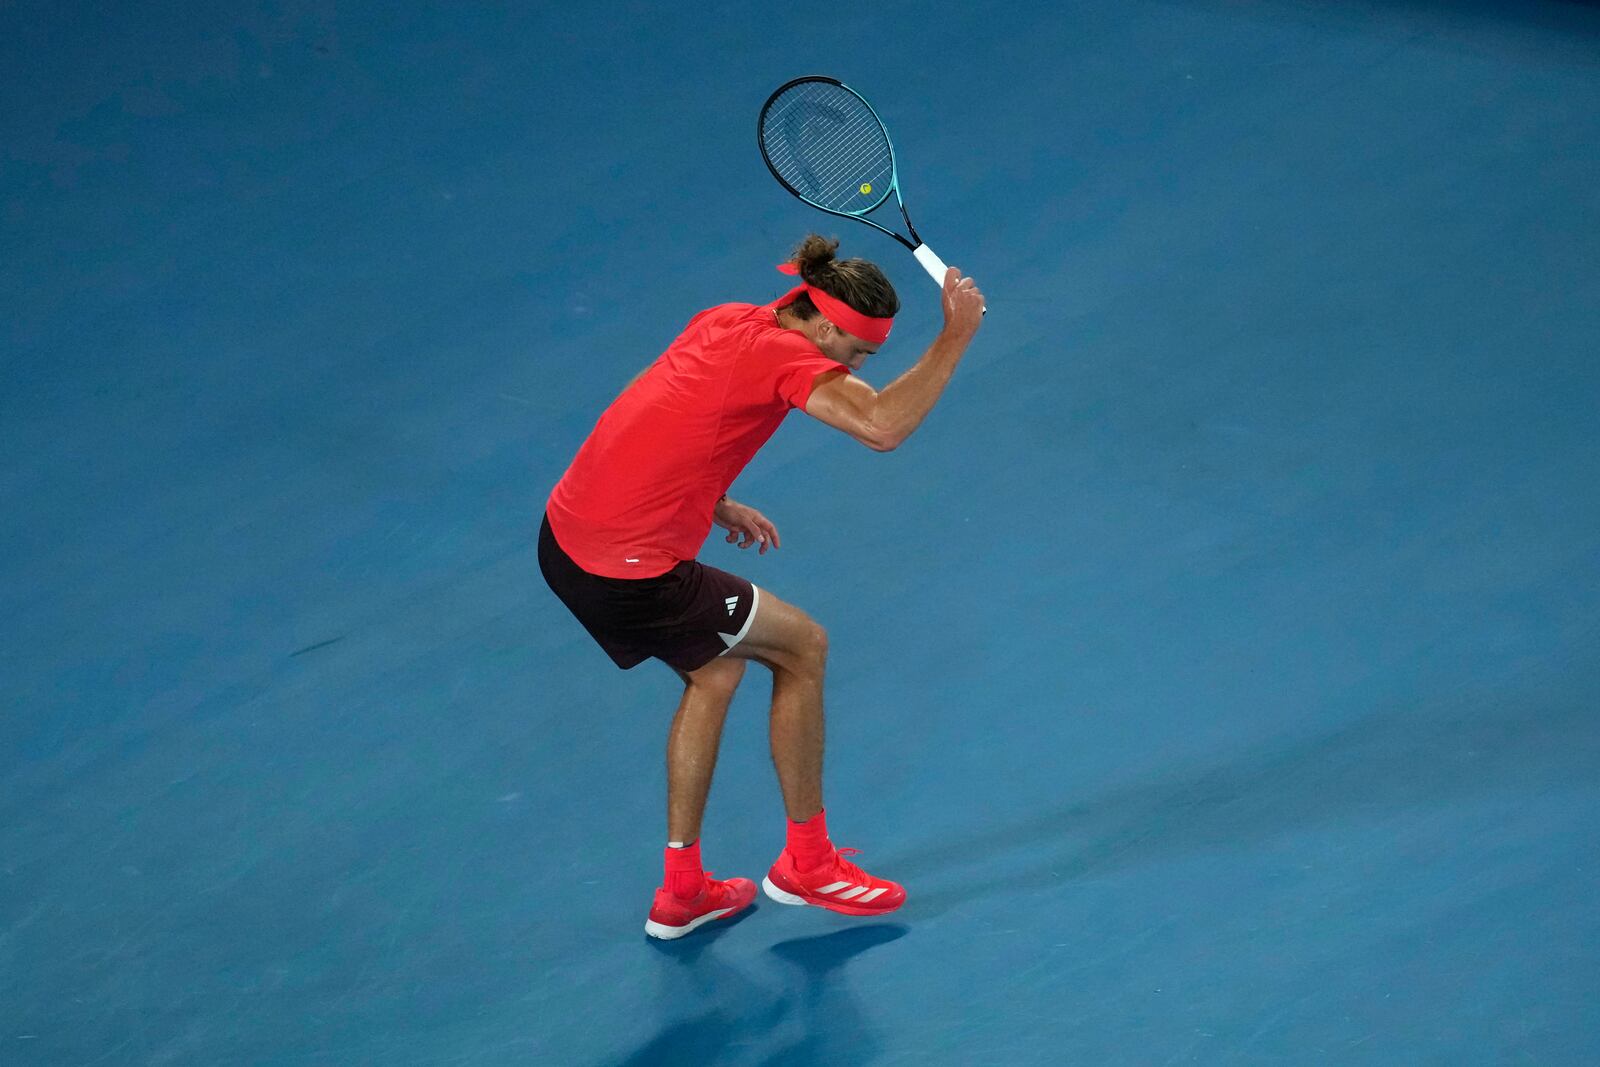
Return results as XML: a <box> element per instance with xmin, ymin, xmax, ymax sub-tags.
<box><xmin>890</xmin><ymin>691</ymin><xmax>1595</xmax><ymax>917</ymax></box>
<box><xmin>757</xmin><ymin>924</ymin><xmax>908</xmax><ymax>1067</ymax></box>
<box><xmin>616</xmin><ymin>910</ymin><xmax>783</xmax><ymax>1067</ymax></box>
<box><xmin>612</xmin><ymin>923</ymin><xmax>905</xmax><ymax>1067</ymax></box>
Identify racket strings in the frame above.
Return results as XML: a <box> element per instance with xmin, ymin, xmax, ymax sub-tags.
<box><xmin>761</xmin><ymin>82</ymin><xmax>893</xmax><ymax>215</ymax></box>
<box><xmin>770</xmin><ymin>115</ymin><xmax>891</xmax><ymax>210</ymax></box>
<box><xmin>769</xmin><ymin>96</ymin><xmax>889</xmax><ymax>204</ymax></box>
<box><xmin>800</xmin><ymin>116</ymin><xmax>890</xmax><ymax>196</ymax></box>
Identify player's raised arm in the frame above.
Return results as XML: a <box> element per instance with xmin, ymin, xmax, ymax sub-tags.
<box><xmin>806</xmin><ymin>267</ymin><xmax>983</xmax><ymax>451</ymax></box>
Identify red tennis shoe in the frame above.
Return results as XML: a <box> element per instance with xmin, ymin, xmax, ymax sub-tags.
<box><xmin>644</xmin><ymin>873</ymin><xmax>757</xmax><ymax>940</ymax></box>
<box><xmin>762</xmin><ymin>847</ymin><xmax>906</xmax><ymax>915</ymax></box>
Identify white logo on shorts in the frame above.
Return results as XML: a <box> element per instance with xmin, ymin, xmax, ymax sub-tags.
<box><xmin>725</xmin><ymin>596</ymin><xmax>739</xmax><ymax>616</ymax></box>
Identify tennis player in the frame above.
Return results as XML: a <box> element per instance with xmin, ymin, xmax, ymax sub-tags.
<box><xmin>540</xmin><ymin>235</ymin><xmax>984</xmax><ymax>939</ymax></box>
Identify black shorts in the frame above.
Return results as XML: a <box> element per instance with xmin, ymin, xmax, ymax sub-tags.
<box><xmin>538</xmin><ymin>514</ymin><xmax>759</xmax><ymax>672</ymax></box>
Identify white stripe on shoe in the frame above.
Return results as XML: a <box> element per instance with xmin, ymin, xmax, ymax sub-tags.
<box><xmin>644</xmin><ymin>907</ymin><xmax>734</xmax><ymax>940</ymax></box>
<box><xmin>762</xmin><ymin>876</ymin><xmax>806</xmax><ymax>905</ymax></box>
<box><xmin>763</xmin><ymin>876</ymin><xmax>895</xmax><ymax>909</ymax></box>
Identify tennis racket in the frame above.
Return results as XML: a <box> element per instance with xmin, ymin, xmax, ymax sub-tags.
<box><xmin>758</xmin><ymin>75</ymin><xmax>980</xmax><ymax>306</ymax></box>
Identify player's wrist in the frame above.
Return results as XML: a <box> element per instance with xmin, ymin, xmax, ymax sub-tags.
<box><xmin>937</xmin><ymin>322</ymin><xmax>978</xmax><ymax>345</ymax></box>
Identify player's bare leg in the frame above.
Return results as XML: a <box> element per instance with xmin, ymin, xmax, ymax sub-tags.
<box><xmin>723</xmin><ymin>589</ymin><xmax>828</xmax><ymax>820</ymax></box>
<box><xmin>647</xmin><ymin>654</ymin><xmax>756</xmax><ymax>939</ymax></box>
<box><xmin>666</xmin><ymin>655</ymin><xmax>747</xmax><ymax>842</ymax></box>
<box><xmin>727</xmin><ymin>587</ymin><xmax>906</xmax><ymax>915</ymax></box>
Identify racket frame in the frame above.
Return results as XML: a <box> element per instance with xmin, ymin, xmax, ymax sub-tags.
<box><xmin>758</xmin><ymin>75</ymin><xmax>954</xmax><ymax>286</ymax></box>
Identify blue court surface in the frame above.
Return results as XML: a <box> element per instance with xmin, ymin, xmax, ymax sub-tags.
<box><xmin>4</xmin><ymin>2</ymin><xmax>1599</xmax><ymax>1063</ymax></box>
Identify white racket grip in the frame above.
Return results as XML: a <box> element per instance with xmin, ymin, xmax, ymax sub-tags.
<box><xmin>911</xmin><ymin>243</ymin><xmax>949</xmax><ymax>285</ymax></box>
<box><xmin>912</xmin><ymin>242</ymin><xmax>986</xmax><ymax>314</ymax></box>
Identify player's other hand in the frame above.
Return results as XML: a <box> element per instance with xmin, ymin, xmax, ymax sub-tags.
<box><xmin>941</xmin><ymin>267</ymin><xmax>984</xmax><ymax>337</ymax></box>
<box><xmin>714</xmin><ymin>497</ymin><xmax>781</xmax><ymax>554</ymax></box>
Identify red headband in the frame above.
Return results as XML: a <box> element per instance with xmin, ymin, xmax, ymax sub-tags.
<box><xmin>776</xmin><ymin>263</ymin><xmax>893</xmax><ymax>345</ymax></box>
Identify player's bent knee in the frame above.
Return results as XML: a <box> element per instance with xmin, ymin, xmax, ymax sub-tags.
<box><xmin>804</xmin><ymin>621</ymin><xmax>829</xmax><ymax>670</ymax></box>
<box><xmin>736</xmin><ymin>591</ymin><xmax>828</xmax><ymax>676</ymax></box>
<box><xmin>774</xmin><ymin>620</ymin><xmax>827</xmax><ymax>678</ymax></box>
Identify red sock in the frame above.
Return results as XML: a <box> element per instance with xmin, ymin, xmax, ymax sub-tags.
<box><xmin>664</xmin><ymin>840</ymin><xmax>704</xmax><ymax>900</ymax></box>
<box><xmin>786</xmin><ymin>809</ymin><xmax>833</xmax><ymax>871</ymax></box>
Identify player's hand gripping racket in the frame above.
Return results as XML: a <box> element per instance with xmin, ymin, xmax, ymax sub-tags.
<box><xmin>758</xmin><ymin>75</ymin><xmax>984</xmax><ymax>312</ymax></box>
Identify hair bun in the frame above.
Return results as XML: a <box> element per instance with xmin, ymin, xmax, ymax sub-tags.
<box><xmin>791</xmin><ymin>234</ymin><xmax>840</xmax><ymax>286</ymax></box>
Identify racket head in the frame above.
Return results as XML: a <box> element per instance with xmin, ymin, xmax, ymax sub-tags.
<box><xmin>758</xmin><ymin>76</ymin><xmax>898</xmax><ymax>220</ymax></box>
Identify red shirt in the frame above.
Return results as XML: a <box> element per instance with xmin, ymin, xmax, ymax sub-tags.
<box><xmin>546</xmin><ymin>298</ymin><xmax>847</xmax><ymax>578</ymax></box>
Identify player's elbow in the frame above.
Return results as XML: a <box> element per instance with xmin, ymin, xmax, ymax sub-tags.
<box><xmin>860</xmin><ymin>424</ymin><xmax>905</xmax><ymax>452</ymax></box>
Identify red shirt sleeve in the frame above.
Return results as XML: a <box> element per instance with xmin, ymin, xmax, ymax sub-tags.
<box><xmin>770</xmin><ymin>335</ymin><xmax>849</xmax><ymax>410</ymax></box>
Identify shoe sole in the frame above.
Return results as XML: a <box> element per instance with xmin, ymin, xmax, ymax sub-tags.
<box><xmin>762</xmin><ymin>875</ymin><xmax>904</xmax><ymax>916</ymax></box>
<box><xmin>644</xmin><ymin>906</ymin><xmax>736</xmax><ymax>940</ymax></box>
